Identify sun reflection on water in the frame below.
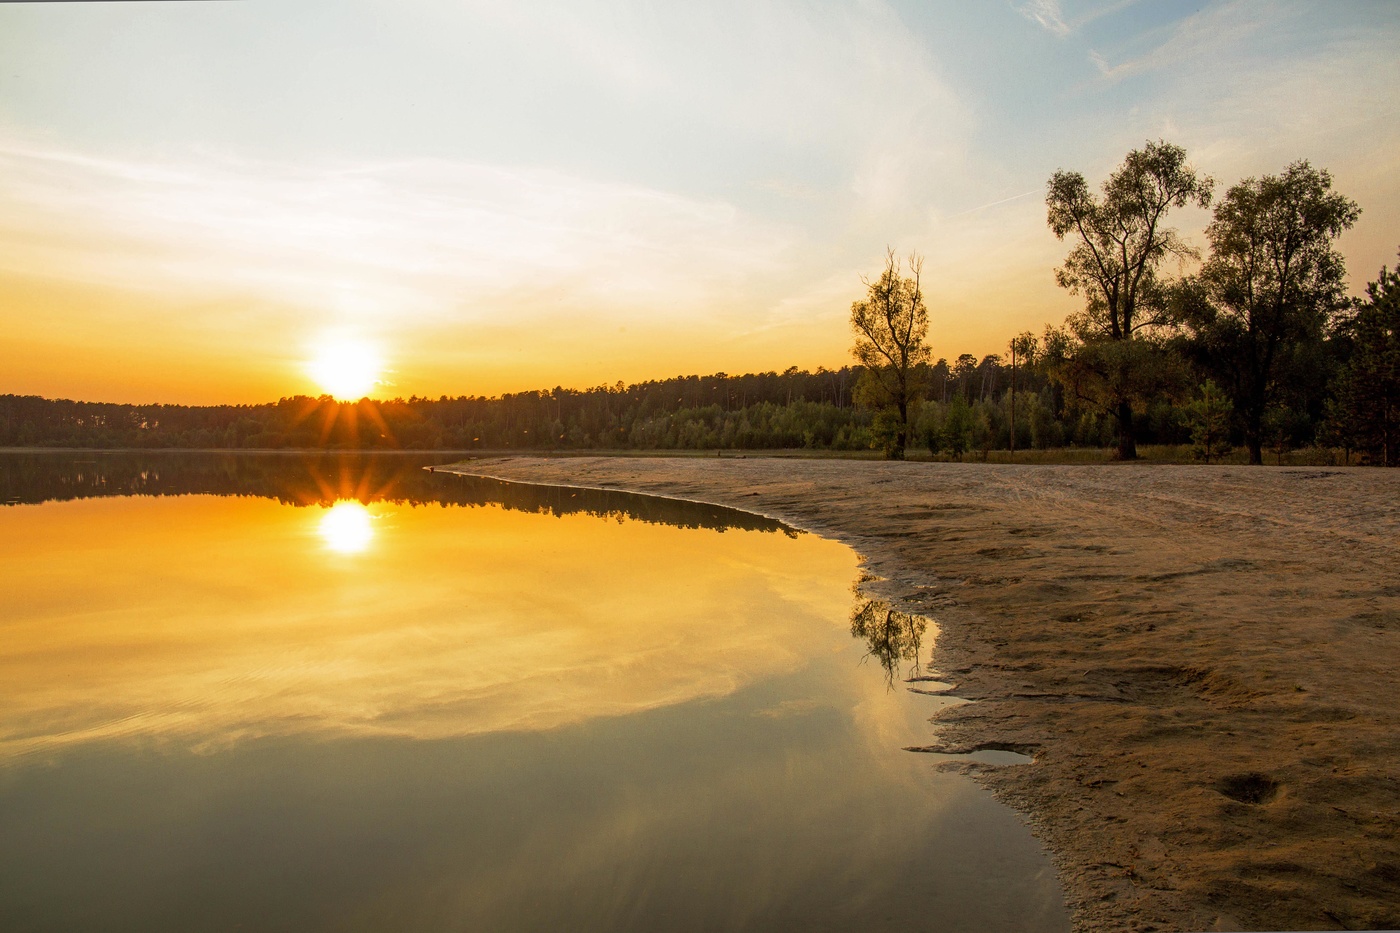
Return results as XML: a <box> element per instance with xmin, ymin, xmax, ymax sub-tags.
<box><xmin>319</xmin><ymin>501</ymin><xmax>374</xmax><ymax>553</ymax></box>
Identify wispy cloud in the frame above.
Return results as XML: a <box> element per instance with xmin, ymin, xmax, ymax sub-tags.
<box><xmin>0</xmin><ymin>0</ymin><xmax>975</xmax><ymax>339</ymax></box>
<box><xmin>1016</xmin><ymin>0</ymin><xmax>1071</xmax><ymax>37</ymax></box>
<box><xmin>1017</xmin><ymin>0</ymin><xmax>1147</xmax><ymax>41</ymax></box>
<box><xmin>0</xmin><ymin>138</ymin><xmax>796</xmax><ymax>331</ymax></box>
<box><xmin>1085</xmin><ymin>1</ymin><xmax>1265</xmax><ymax>82</ymax></box>
<box><xmin>1068</xmin><ymin>0</ymin><xmax>1400</xmax><ymax>287</ymax></box>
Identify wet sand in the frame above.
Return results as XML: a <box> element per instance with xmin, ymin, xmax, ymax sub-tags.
<box><xmin>441</xmin><ymin>456</ymin><xmax>1400</xmax><ymax>933</ymax></box>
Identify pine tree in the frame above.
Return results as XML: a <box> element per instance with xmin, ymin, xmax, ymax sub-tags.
<box><xmin>1327</xmin><ymin>258</ymin><xmax>1400</xmax><ymax>466</ymax></box>
<box><xmin>1188</xmin><ymin>379</ymin><xmax>1234</xmax><ymax>463</ymax></box>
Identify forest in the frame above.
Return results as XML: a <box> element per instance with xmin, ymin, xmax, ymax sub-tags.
<box><xmin>2</xmin><ymin>142</ymin><xmax>1395</xmax><ymax>465</ymax></box>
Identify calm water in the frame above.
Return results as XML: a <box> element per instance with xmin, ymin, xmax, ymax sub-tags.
<box><xmin>0</xmin><ymin>452</ymin><xmax>1066</xmax><ymax>933</ymax></box>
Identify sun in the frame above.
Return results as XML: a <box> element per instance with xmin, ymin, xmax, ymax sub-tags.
<box><xmin>308</xmin><ymin>339</ymin><xmax>381</xmax><ymax>400</ymax></box>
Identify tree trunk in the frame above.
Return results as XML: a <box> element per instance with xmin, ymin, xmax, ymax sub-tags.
<box><xmin>891</xmin><ymin>396</ymin><xmax>908</xmax><ymax>460</ymax></box>
<box><xmin>1009</xmin><ymin>347</ymin><xmax>1016</xmax><ymax>456</ymax></box>
<box><xmin>1245</xmin><ymin>403</ymin><xmax>1263</xmax><ymax>465</ymax></box>
<box><xmin>1116</xmin><ymin>399</ymin><xmax>1137</xmax><ymax>460</ymax></box>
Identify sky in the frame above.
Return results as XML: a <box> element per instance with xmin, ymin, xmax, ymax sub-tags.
<box><xmin>1</xmin><ymin>0</ymin><xmax>1397</xmax><ymax>404</ymax></box>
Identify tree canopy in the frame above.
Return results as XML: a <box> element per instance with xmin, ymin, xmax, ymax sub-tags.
<box><xmin>1327</xmin><ymin>256</ymin><xmax>1400</xmax><ymax>465</ymax></box>
<box><xmin>850</xmin><ymin>249</ymin><xmax>931</xmax><ymax>459</ymax></box>
<box><xmin>1046</xmin><ymin>140</ymin><xmax>1214</xmax><ymax>458</ymax></box>
<box><xmin>1187</xmin><ymin>161</ymin><xmax>1360</xmax><ymax>463</ymax></box>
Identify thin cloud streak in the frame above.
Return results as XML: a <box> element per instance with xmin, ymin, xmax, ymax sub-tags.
<box><xmin>949</xmin><ymin>188</ymin><xmax>1044</xmax><ymax>218</ymax></box>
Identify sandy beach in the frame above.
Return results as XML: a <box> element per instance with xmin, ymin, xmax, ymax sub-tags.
<box><xmin>442</xmin><ymin>456</ymin><xmax>1400</xmax><ymax>933</ymax></box>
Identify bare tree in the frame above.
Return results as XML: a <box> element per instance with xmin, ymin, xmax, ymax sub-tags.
<box><xmin>851</xmin><ymin>249</ymin><xmax>931</xmax><ymax>459</ymax></box>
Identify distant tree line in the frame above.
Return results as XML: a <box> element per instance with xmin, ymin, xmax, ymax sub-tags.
<box><xmin>0</xmin><ymin>368</ymin><xmax>873</xmax><ymax>452</ymax></box>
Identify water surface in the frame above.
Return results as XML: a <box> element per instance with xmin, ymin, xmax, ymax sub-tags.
<box><xmin>0</xmin><ymin>452</ymin><xmax>1066</xmax><ymax>932</ymax></box>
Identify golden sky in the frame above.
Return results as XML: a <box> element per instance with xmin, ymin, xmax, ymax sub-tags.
<box><xmin>1</xmin><ymin>1</ymin><xmax>1397</xmax><ymax>404</ymax></box>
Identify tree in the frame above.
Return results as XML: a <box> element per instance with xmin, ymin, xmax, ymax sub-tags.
<box><xmin>850</xmin><ymin>249</ymin><xmax>931</xmax><ymax>459</ymax></box>
<box><xmin>952</xmin><ymin>353</ymin><xmax>979</xmax><ymax>400</ymax></box>
<box><xmin>1187</xmin><ymin>379</ymin><xmax>1234</xmax><ymax>463</ymax></box>
<box><xmin>1187</xmin><ymin>161</ymin><xmax>1359</xmax><ymax>464</ymax></box>
<box><xmin>1046</xmin><ymin>140</ymin><xmax>1214</xmax><ymax>459</ymax></box>
<box><xmin>1007</xmin><ymin>332</ymin><xmax>1038</xmax><ymax>455</ymax></box>
<box><xmin>937</xmin><ymin>393</ymin><xmax>974</xmax><ymax>460</ymax></box>
<box><xmin>1327</xmin><ymin>255</ymin><xmax>1400</xmax><ymax>465</ymax></box>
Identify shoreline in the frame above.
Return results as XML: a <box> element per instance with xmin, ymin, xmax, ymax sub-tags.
<box><xmin>440</xmin><ymin>456</ymin><xmax>1400</xmax><ymax>933</ymax></box>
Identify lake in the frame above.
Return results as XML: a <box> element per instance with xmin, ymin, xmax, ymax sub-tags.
<box><xmin>0</xmin><ymin>452</ymin><xmax>1066</xmax><ymax>932</ymax></box>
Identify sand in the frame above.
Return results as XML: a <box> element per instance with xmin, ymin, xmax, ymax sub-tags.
<box><xmin>441</xmin><ymin>456</ymin><xmax>1400</xmax><ymax>933</ymax></box>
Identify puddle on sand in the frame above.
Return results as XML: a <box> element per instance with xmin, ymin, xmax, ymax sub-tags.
<box><xmin>849</xmin><ymin>604</ymin><xmax>1034</xmax><ymax>769</ymax></box>
<box><xmin>0</xmin><ymin>452</ymin><xmax>1068</xmax><ymax>933</ymax></box>
<box><xmin>918</xmin><ymin>748</ymin><xmax>1037</xmax><ymax>766</ymax></box>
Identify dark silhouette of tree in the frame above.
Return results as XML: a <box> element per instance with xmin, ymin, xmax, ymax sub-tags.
<box><xmin>951</xmin><ymin>353</ymin><xmax>979</xmax><ymax>401</ymax></box>
<box><xmin>1327</xmin><ymin>255</ymin><xmax>1400</xmax><ymax>465</ymax></box>
<box><xmin>850</xmin><ymin>249</ymin><xmax>931</xmax><ymax>459</ymax></box>
<box><xmin>1046</xmin><ymin>140</ymin><xmax>1214</xmax><ymax>459</ymax></box>
<box><xmin>1186</xmin><ymin>162</ymin><xmax>1359</xmax><ymax>464</ymax></box>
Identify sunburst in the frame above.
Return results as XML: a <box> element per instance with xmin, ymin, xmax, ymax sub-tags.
<box><xmin>308</xmin><ymin>340</ymin><xmax>381</xmax><ymax>400</ymax></box>
<box><xmin>318</xmin><ymin>501</ymin><xmax>374</xmax><ymax>554</ymax></box>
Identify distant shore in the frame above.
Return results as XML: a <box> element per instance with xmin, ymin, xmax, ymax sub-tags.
<box><xmin>440</xmin><ymin>455</ymin><xmax>1400</xmax><ymax>933</ymax></box>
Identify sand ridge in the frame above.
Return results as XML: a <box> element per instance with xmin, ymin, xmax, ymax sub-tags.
<box><xmin>441</xmin><ymin>456</ymin><xmax>1400</xmax><ymax>933</ymax></box>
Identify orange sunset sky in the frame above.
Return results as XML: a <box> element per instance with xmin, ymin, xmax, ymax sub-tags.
<box><xmin>2</xmin><ymin>0</ymin><xmax>1398</xmax><ymax>404</ymax></box>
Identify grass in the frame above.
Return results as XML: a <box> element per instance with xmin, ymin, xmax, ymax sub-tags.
<box><xmin>452</xmin><ymin>445</ymin><xmax>1361</xmax><ymax>466</ymax></box>
<box><xmin>911</xmin><ymin>445</ymin><xmax>1357</xmax><ymax>466</ymax></box>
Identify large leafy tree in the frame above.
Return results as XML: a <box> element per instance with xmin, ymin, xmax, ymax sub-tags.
<box><xmin>1046</xmin><ymin>140</ymin><xmax>1214</xmax><ymax>459</ymax></box>
<box><xmin>1327</xmin><ymin>255</ymin><xmax>1400</xmax><ymax>465</ymax></box>
<box><xmin>850</xmin><ymin>249</ymin><xmax>930</xmax><ymax>459</ymax></box>
<box><xmin>1187</xmin><ymin>162</ymin><xmax>1359</xmax><ymax>464</ymax></box>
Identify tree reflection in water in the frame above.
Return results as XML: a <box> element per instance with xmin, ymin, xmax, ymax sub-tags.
<box><xmin>849</xmin><ymin>599</ymin><xmax>927</xmax><ymax>688</ymax></box>
<box><xmin>0</xmin><ymin>451</ymin><xmax>793</xmax><ymax>536</ymax></box>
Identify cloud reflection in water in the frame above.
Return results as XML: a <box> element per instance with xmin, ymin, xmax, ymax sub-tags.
<box><xmin>0</xmin><ymin>487</ymin><xmax>855</xmax><ymax>759</ymax></box>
